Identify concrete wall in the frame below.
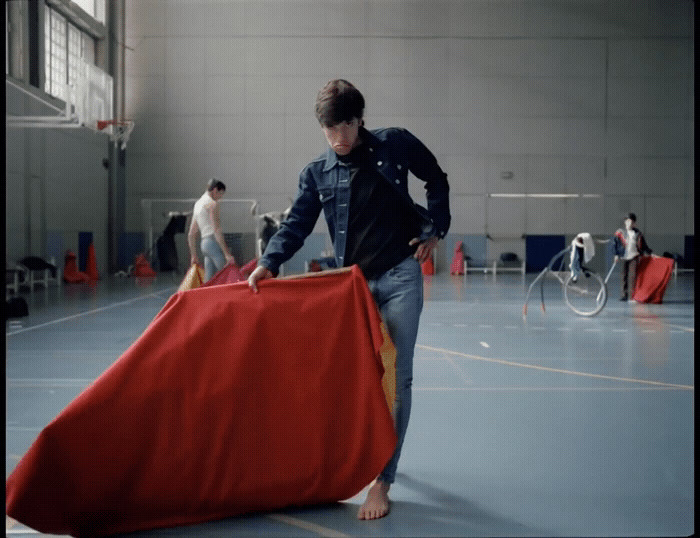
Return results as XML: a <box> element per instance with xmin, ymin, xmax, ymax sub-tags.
<box><xmin>7</xmin><ymin>1</ymin><xmax>694</xmax><ymax>275</ymax></box>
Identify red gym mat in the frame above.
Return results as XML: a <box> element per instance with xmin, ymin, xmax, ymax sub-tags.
<box><xmin>632</xmin><ymin>256</ymin><xmax>674</xmax><ymax>304</ymax></box>
<box><xmin>6</xmin><ymin>266</ymin><xmax>397</xmax><ymax>537</ymax></box>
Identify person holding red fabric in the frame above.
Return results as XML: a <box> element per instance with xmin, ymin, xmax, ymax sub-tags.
<box><xmin>187</xmin><ymin>178</ymin><xmax>235</xmax><ymax>281</ymax></box>
<box><xmin>248</xmin><ymin>79</ymin><xmax>451</xmax><ymax>520</ymax></box>
<box><xmin>613</xmin><ymin>212</ymin><xmax>654</xmax><ymax>301</ymax></box>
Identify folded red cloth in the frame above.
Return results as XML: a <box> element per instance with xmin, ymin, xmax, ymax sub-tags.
<box><xmin>632</xmin><ymin>255</ymin><xmax>674</xmax><ymax>304</ymax></box>
<box><xmin>6</xmin><ymin>266</ymin><xmax>396</xmax><ymax>537</ymax></box>
<box><xmin>63</xmin><ymin>250</ymin><xmax>90</xmax><ymax>283</ymax></box>
<box><xmin>131</xmin><ymin>254</ymin><xmax>156</xmax><ymax>277</ymax></box>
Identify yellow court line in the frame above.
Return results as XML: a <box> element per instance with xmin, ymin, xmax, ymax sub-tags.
<box><xmin>266</xmin><ymin>513</ymin><xmax>350</xmax><ymax>538</ymax></box>
<box><xmin>416</xmin><ymin>344</ymin><xmax>694</xmax><ymax>390</ymax></box>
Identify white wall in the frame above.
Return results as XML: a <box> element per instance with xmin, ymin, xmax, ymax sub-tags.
<box><xmin>6</xmin><ymin>1</ymin><xmax>693</xmax><ymax>273</ymax></box>
<box><xmin>123</xmin><ymin>0</ymin><xmax>694</xmax><ymax>262</ymax></box>
<box><xmin>6</xmin><ymin>86</ymin><xmax>111</xmax><ymax>272</ymax></box>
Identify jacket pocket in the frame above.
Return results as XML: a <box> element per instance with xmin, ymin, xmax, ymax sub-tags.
<box><xmin>318</xmin><ymin>188</ymin><xmax>337</xmax><ymax>235</ymax></box>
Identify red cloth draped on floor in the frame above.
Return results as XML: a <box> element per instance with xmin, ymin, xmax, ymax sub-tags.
<box><xmin>632</xmin><ymin>255</ymin><xmax>674</xmax><ymax>304</ymax></box>
<box><xmin>6</xmin><ymin>266</ymin><xmax>397</xmax><ymax>537</ymax></box>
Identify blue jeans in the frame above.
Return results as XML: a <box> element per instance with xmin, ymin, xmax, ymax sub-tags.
<box><xmin>366</xmin><ymin>256</ymin><xmax>423</xmax><ymax>484</ymax></box>
<box><xmin>200</xmin><ymin>235</ymin><xmax>226</xmax><ymax>281</ymax></box>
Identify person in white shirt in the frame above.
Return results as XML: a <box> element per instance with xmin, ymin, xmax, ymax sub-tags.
<box><xmin>188</xmin><ymin>178</ymin><xmax>235</xmax><ymax>281</ymax></box>
<box><xmin>613</xmin><ymin>213</ymin><xmax>653</xmax><ymax>301</ymax></box>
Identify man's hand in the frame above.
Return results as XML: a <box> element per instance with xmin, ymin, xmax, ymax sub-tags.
<box><xmin>191</xmin><ymin>255</ymin><xmax>200</xmax><ymax>267</ymax></box>
<box><xmin>225</xmin><ymin>253</ymin><xmax>235</xmax><ymax>265</ymax></box>
<box><xmin>247</xmin><ymin>265</ymin><xmax>274</xmax><ymax>293</ymax></box>
<box><xmin>409</xmin><ymin>236</ymin><xmax>439</xmax><ymax>264</ymax></box>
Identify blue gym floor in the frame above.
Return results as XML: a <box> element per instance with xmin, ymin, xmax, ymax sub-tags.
<box><xmin>6</xmin><ymin>270</ymin><xmax>694</xmax><ymax>537</ymax></box>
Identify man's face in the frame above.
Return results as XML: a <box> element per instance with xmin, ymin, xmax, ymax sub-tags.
<box><xmin>624</xmin><ymin>218</ymin><xmax>634</xmax><ymax>230</ymax></box>
<box><xmin>321</xmin><ymin>118</ymin><xmax>361</xmax><ymax>156</ymax></box>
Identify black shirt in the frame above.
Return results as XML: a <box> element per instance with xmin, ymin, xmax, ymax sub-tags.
<box><xmin>338</xmin><ymin>143</ymin><xmax>421</xmax><ymax>280</ymax></box>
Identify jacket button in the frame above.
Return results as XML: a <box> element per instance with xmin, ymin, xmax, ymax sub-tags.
<box><xmin>395</xmin><ymin>179</ymin><xmax>400</xmax><ymax>184</ymax></box>
<box><xmin>397</xmin><ymin>164</ymin><xmax>402</xmax><ymax>170</ymax></box>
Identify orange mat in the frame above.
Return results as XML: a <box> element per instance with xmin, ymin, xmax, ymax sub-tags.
<box><xmin>6</xmin><ymin>266</ymin><xmax>397</xmax><ymax>537</ymax></box>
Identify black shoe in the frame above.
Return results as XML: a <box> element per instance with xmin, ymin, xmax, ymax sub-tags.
<box><xmin>619</xmin><ymin>295</ymin><xmax>628</xmax><ymax>301</ymax></box>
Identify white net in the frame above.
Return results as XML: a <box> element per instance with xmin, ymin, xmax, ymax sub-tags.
<box><xmin>141</xmin><ymin>198</ymin><xmax>258</xmax><ymax>272</ymax></box>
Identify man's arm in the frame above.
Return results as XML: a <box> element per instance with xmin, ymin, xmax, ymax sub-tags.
<box><xmin>187</xmin><ymin>218</ymin><xmax>200</xmax><ymax>266</ymax></box>
<box><xmin>254</xmin><ymin>167</ymin><xmax>324</xmax><ymax>279</ymax></box>
<box><xmin>402</xmin><ymin>129</ymin><xmax>451</xmax><ymax>240</ymax></box>
<box><xmin>210</xmin><ymin>203</ymin><xmax>234</xmax><ymax>264</ymax></box>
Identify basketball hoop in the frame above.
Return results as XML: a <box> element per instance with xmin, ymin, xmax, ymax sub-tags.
<box><xmin>97</xmin><ymin>119</ymin><xmax>135</xmax><ymax>150</ymax></box>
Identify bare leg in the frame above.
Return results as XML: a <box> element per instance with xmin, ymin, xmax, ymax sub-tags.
<box><xmin>357</xmin><ymin>479</ymin><xmax>391</xmax><ymax>520</ymax></box>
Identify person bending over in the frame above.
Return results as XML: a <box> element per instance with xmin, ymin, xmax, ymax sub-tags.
<box><xmin>188</xmin><ymin>178</ymin><xmax>235</xmax><ymax>281</ymax></box>
<box><xmin>248</xmin><ymin>79</ymin><xmax>451</xmax><ymax>520</ymax></box>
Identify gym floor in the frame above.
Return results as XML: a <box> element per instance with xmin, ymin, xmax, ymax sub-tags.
<box><xmin>6</xmin><ymin>269</ymin><xmax>694</xmax><ymax>537</ymax></box>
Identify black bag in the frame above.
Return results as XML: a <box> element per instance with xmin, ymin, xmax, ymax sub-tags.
<box><xmin>156</xmin><ymin>235</ymin><xmax>178</xmax><ymax>272</ymax></box>
<box><xmin>5</xmin><ymin>297</ymin><xmax>29</xmax><ymax>319</ymax></box>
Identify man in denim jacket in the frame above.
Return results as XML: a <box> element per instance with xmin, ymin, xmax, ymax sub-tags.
<box><xmin>248</xmin><ymin>79</ymin><xmax>450</xmax><ymax>519</ymax></box>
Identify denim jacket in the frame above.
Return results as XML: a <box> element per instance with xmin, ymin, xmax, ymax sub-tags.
<box><xmin>260</xmin><ymin>127</ymin><xmax>451</xmax><ymax>275</ymax></box>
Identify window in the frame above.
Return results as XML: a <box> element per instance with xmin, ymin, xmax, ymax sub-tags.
<box><xmin>72</xmin><ymin>0</ymin><xmax>106</xmax><ymax>25</ymax></box>
<box><xmin>44</xmin><ymin>4</ymin><xmax>96</xmax><ymax>101</ymax></box>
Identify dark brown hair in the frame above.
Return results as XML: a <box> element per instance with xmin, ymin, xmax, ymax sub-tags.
<box><xmin>207</xmin><ymin>178</ymin><xmax>226</xmax><ymax>192</ymax></box>
<box><xmin>315</xmin><ymin>79</ymin><xmax>365</xmax><ymax>127</ymax></box>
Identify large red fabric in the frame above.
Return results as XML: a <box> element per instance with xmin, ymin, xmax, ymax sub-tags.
<box><xmin>632</xmin><ymin>255</ymin><xmax>674</xmax><ymax>304</ymax></box>
<box><xmin>6</xmin><ymin>266</ymin><xmax>397</xmax><ymax>537</ymax></box>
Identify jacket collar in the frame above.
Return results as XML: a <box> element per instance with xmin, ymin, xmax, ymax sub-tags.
<box><xmin>321</xmin><ymin>127</ymin><xmax>379</xmax><ymax>172</ymax></box>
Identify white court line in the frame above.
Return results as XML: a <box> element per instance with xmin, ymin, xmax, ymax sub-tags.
<box><xmin>7</xmin><ymin>379</ymin><xmax>94</xmax><ymax>388</ymax></box>
<box><xmin>5</xmin><ymin>289</ymin><xmax>175</xmax><ymax>336</ymax></box>
<box><xmin>416</xmin><ymin>344</ymin><xmax>694</xmax><ymax>390</ymax></box>
<box><xmin>415</xmin><ymin>386</ymin><xmax>691</xmax><ymax>392</ymax></box>
<box><xmin>666</xmin><ymin>323</ymin><xmax>694</xmax><ymax>333</ymax></box>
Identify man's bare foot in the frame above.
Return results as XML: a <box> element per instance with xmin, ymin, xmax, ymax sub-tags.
<box><xmin>357</xmin><ymin>479</ymin><xmax>390</xmax><ymax>520</ymax></box>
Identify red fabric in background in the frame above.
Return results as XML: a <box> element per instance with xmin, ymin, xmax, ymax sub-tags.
<box><xmin>201</xmin><ymin>258</ymin><xmax>259</xmax><ymax>287</ymax></box>
<box><xmin>63</xmin><ymin>250</ymin><xmax>90</xmax><ymax>283</ymax></box>
<box><xmin>421</xmin><ymin>256</ymin><xmax>435</xmax><ymax>275</ymax></box>
<box><xmin>450</xmin><ymin>241</ymin><xmax>464</xmax><ymax>275</ymax></box>
<box><xmin>6</xmin><ymin>266</ymin><xmax>397</xmax><ymax>537</ymax></box>
<box><xmin>131</xmin><ymin>254</ymin><xmax>156</xmax><ymax>277</ymax></box>
<box><xmin>632</xmin><ymin>255</ymin><xmax>674</xmax><ymax>304</ymax></box>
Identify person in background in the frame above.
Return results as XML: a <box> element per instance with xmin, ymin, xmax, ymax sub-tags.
<box><xmin>247</xmin><ymin>79</ymin><xmax>451</xmax><ymax>520</ymax></box>
<box><xmin>188</xmin><ymin>178</ymin><xmax>235</xmax><ymax>281</ymax></box>
<box><xmin>613</xmin><ymin>212</ymin><xmax>653</xmax><ymax>301</ymax></box>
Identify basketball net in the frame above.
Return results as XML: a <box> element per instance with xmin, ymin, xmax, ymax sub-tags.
<box><xmin>97</xmin><ymin>119</ymin><xmax>135</xmax><ymax>150</ymax></box>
